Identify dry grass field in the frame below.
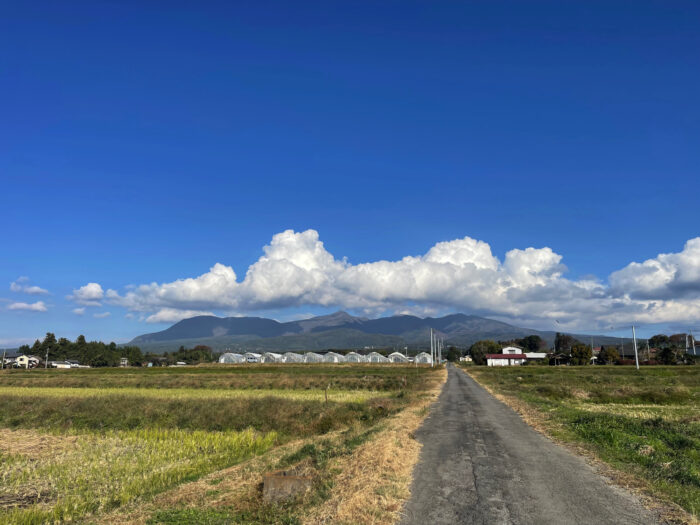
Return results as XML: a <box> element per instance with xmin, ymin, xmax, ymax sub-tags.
<box><xmin>0</xmin><ymin>364</ymin><xmax>444</xmax><ymax>525</ymax></box>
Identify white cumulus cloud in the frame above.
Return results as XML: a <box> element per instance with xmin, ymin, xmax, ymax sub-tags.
<box><xmin>609</xmin><ymin>238</ymin><xmax>700</xmax><ymax>300</ymax></box>
<box><xmin>69</xmin><ymin>282</ymin><xmax>105</xmax><ymax>306</ymax></box>
<box><xmin>8</xmin><ymin>301</ymin><xmax>48</xmax><ymax>312</ymax></box>
<box><xmin>93</xmin><ymin>311</ymin><xmax>111</xmax><ymax>318</ymax></box>
<box><xmin>89</xmin><ymin>229</ymin><xmax>700</xmax><ymax>330</ymax></box>
<box><xmin>72</xmin><ymin>307</ymin><xmax>86</xmax><ymax>315</ymax></box>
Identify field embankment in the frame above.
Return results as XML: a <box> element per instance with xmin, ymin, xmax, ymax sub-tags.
<box><xmin>0</xmin><ymin>364</ymin><xmax>443</xmax><ymax>524</ymax></box>
<box><xmin>463</xmin><ymin>365</ymin><xmax>699</xmax><ymax>521</ymax></box>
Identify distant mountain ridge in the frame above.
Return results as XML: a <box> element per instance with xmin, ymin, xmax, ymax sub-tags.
<box><xmin>129</xmin><ymin>311</ymin><xmax>621</xmax><ymax>353</ymax></box>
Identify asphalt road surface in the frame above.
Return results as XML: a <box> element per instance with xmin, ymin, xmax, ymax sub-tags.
<box><xmin>401</xmin><ymin>364</ymin><xmax>659</xmax><ymax>525</ymax></box>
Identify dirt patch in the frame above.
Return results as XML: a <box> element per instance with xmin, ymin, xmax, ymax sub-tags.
<box><xmin>0</xmin><ymin>487</ymin><xmax>53</xmax><ymax>509</ymax></box>
<box><xmin>0</xmin><ymin>428</ymin><xmax>78</xmax><ymax>458</ymax></box>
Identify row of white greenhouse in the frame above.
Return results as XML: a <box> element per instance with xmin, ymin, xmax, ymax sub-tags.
<box><xmin>218</xmin><ymin>351</ymin><xmax>434</xmax><ymax>365</ymax></box>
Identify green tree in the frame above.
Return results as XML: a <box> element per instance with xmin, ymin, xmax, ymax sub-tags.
<box><xmin>445</xmin><ymin>346</ymin><xmax>461</xmax><ymax>362</ymax></box>
<box><xmin>554</xmin><ymin>333</ymin><xmax>578</xmax><ymax>354</ymax></box>
<box><xmin>570</xmin><ymin>343</ymin><xmax>592</xmax><ymax>365</ymax></box>
<box><xmin>648</xmin><ymin>334</ymin><xmax>670</xmax><ymax>349</ymax></box>
<box><xmin>659</xmin><ymin>346</ymin><xmax>681</xmax><ymax>365</ymax></box>
<box><xmin>518</xmin><ymin>335</ymin><xmax>546</xmax><ymax>352</ymax></box>
<box><xmin>40</xmin><ymin>332</ymin><xmax>58</xmax><ymax>361</ymax></box>
<box><xmin>469</xmin><ymin>340</ymin><xmax>501</xmax><ymax>365</ymax></box>
<box><xmin>598</xmin><ymin>346</ymin><xmax>619</xmax><ymax>365</ymax></box>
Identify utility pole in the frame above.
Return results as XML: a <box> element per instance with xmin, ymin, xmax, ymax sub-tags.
<box><xmin>646</xmin><ymin>340</ymin><xmax>651</xmax><ymax>362</ymax></box>
<box><xmin>632</xmin><ymin>326</ymin><xmax>640</xmax><ymax>370</ymax></box>
<box><xmin>45</xmin><ymin>347</ymin><xmax>49</xmax><ymax>369</ymax></box>
<box><xmin>691</xmin><ymin>330</ymin><xmax>697</xmax><ymax>356</ymax></box>
<box><xmin>1</xmin><ymin>349</ymin><xmax>5</xmax><ymax>370</ymax></box>
<box><xmin>430</xmin><ymin>329</ymin><xmax>434</xmax><ymax>368</ymax></box>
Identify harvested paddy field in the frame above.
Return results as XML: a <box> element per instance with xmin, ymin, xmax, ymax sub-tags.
<box><xmin>464</xmin><ymin>365</ymin><xmax>700</xmax><ymax>520</ymax></box>
<box><xmin>0</xmin><ymin>364</ymin><xmax>444</xmax><ymax>525</ymax></box>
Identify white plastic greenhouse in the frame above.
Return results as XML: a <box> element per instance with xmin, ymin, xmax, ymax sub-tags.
<box><xmin>304</xmin><ymin>352</ymin><xmax>324</xmax><ymax>363</ymax></box>
<box><xmin>261</xmin><ymin>352</ymin><xmax>283</xmax><ymax>363</ymax></box>
<box><xmin>323</xmin><ymin>351</ymin><xmax>346</xmax><ymax>363</ymax></box>
<box><xmin>414</xmin><ymin>352</ymin><xmax>433</xmax><ymax>365</ymax></box>
<box><xmin>388</xmin><ymin>352</ymin><xmax>409</xmax><ymax>363</ymax></box>
<box><xmin>367</xmin><ymin>351</ymin><xmax>389</xmax><ymax>363</ymax></box>
<box><xmin>282</xmin><ymin>352</ymin><xmax>304</xmax><ymax>363</ymax></box>
<box><xmin>218</xmin><ymin>352</ymin><xmax>245</xmax><ymax>364</ymax></box>
<box><xmin>345</xmin><ymin>351</ymin><xmax>366</xmax><ymax>363</ymax></box>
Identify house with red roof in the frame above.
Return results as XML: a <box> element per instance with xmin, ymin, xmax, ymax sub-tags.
<box><xmin>486</xmin><ymin>346</ymin><xmax>527</xmax><ymax>366</ymax></box>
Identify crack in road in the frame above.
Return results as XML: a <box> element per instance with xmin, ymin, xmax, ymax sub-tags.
<box><xmin>400</xmin><ymin>364</ymin><xmax>659</xmax><ymax>525</ymax></box>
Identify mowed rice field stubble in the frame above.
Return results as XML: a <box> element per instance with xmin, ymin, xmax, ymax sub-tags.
<box><xmin>0</xmin><ymin>364</ymin><xmax>443</xmax><ymax>525</ymax></box>
<box><xmin>464</xmin><ymin>365</ymin><xmax>700</xmax><ymax>520</ymax></box>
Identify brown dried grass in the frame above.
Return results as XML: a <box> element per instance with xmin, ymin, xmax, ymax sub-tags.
<box><xmin>88</xmin><ymin>368</ymin><xmax>447</xmax><ymax>525</ymax></box>
<box><xmin>0</xmin><ymin>428</ymin><xmax>78</xmax><ymax>457</ymax></box>
<box><xmin>302</xmin><ymin>368</ymin><xmax>447</xmax><ymax>525</ymax></box>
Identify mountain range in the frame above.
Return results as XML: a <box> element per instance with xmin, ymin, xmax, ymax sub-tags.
<box><xmin>128</xmin><ymin>311</ymin><xmax>620</xmax><ymax>353</ymax></box>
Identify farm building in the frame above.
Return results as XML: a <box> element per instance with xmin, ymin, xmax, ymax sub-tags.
<box><xmin>366</xmin><ymin>352</ymin><xmax>389</xmax><ymax>363</ymax></box>
<box><xmin>261</xmin><ymin>352</ymin><xmax>283</xmax><ymax>363</ymax></box>
<box><xmin>304</xmin><ymin>352</ymin><xmax>324</xmax><ymax>363</ymax></box>
<box><xmin>486</xmin><ymin>353</ymin><xmax>527</xmax><ymax>366</ymax></box>
<box><xmin>219</xmin><ymin>353</ymin><xmax>245</xmax><ymax>364</ymax></box>
<box><xmin>282</xmin><ymin>352</ymin><xmax>303</xmax><ymax>363</ymax></box>
<box><xmin>15</xmin><ymin>355</ymin><xmax>40</xmax><ymax>368</ymax></box>
<box><xmin>244</xmin><ymin>352</ymin><xmax>262</xmax><ymax>363</ymax></box>
<box><xmin>414</xmin><ymin>352</ymin><xmax>433</xmax><ymax>365</ymax></box>
<box><xmin>524</xmin><ymin>352</ymin><xmax>548</xmax><ymax>361</ymax></box>
<box><xmin>388</xmin><ymin>352</ymin><xmax>409</xmax><ymax>363</ymax></box>
<box><xmin>501</xmin><ymin>346</ymin><xmax>524</xmax><ymax>355</ymax></box>
<box><xmin>323</xmin><ymin>352</ymin><xmax>346</xmax><ymax>363</ymax></box>
<box><xmin>345</xmin><ymin>351</ymin><xmax>366</xmax><ymax>363</ymax></box>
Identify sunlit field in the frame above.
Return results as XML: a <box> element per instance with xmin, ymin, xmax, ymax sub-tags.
<box><xmin>465</xmin><ymin>366</ymin><xmax>700</xmax><ymax>517</ymax></box>
<box><xmin>0</xmin><ymin>364</ymin><xmax>441</xmax><ymax>524</ymax></box>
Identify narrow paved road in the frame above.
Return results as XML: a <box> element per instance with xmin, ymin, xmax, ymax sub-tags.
<box><xmin>401</xmin><ymin>364</ymin><xmax>658</xmax><ymax>525</ymax></box>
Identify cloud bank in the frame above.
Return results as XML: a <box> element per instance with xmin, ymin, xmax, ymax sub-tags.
<box><xmin>8</xmin><ymin>301</ymin><xmax>48</xmax><ymax>312</ymax></box>
<box><xmin>75</xmin><ymin>229</ymin><xmax>700</xmax><ymax>330</ymax></box>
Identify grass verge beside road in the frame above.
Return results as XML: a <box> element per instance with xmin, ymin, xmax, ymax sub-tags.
<box><xmin>463</xmin><ymin>365</ymin><xmax>699</xmax><ymax>521</ymax></box>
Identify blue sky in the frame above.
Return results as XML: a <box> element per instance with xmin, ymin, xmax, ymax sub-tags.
<box><xmin>2</xmin><ymin>1</ymin><xmax>699</xmax><ymax>346</ymax></box>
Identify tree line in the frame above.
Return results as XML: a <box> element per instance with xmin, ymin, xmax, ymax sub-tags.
<box><xmin>19</xmin><ymin>333</ymin><xmax>143</xmax><ymax>367</ymax></box>
<box><xmin>466</xmin><ymin>332</ymin><xmax>697</xmax><ymax>366</ymax></box>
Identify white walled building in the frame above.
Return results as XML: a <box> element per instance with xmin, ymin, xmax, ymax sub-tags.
<box><xmin>485</xmin><ymin>352</ymin><xmax>527</xmax><ymax>366</ymax></box>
